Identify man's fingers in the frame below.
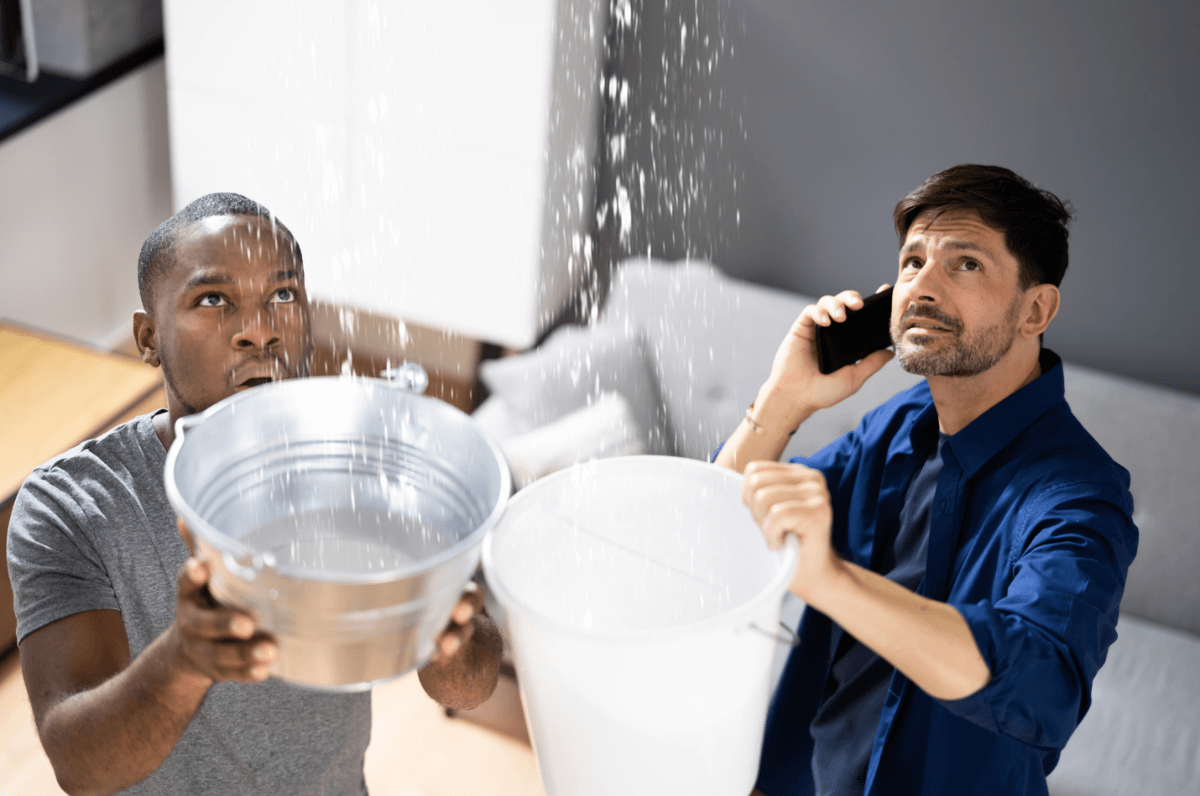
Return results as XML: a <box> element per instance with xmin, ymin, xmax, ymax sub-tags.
<box><xmin>747</xmin><ymin>482</ymin><xmax>827</xmax><ymax>525</ymax></box>
<box><xmin>762</xmin><ymin>498</ymin><xmax>830</xmax><ymax>547</ymax></box>
<box><xmin>173</xmin><ymin>553</ymin><xmax>279</xmax><ymax>684</ymax></box>
<box><xmin>184</xmin><ymin>557</ymin><xmax>207</xmax><ymax>586</ymax></box>
<box><xmin>815</xmin><ymin>295</ymin><xmax>841</xmax><ymax>324</ymax></box>
<box><xmin>175</xmin><ymin>556</ymin><xmax>263</xmax><ymax>646</ymax></box>
<box><xmin>744</xmin><ymin>460</ymin><xmax>825</xmax><ymax>483</ymax></box>
<box><xmin>758</xmin><ymin>501</ymin><xmax>817</xmax><ymax>549</ymax></box>
<box><xmin>186</xmin><ymin>637</ymin><xmax>277</xmax><ymax>682</ymax></box>
<box><xmin>876</xmin><ymin>282</ymin><xmax>892</xmax><ymax>294</ymax></box>
<box><xmin>433</xmin><ymin>582</ymin><xmax>487</xmax><ymax>659</ymax></box>
<box><xmin>433</xmin><ymin>619</ymin><xmax>476</xmax><ymax>660</ymax></box>
<box><xmin>178</xmin><ymin>600</ymin><xmax>258</xmax><ymax>640</ymax></box>
<box><xmin>798</xmin><ymin>303</ymin><xmax>830</xmax><ymax>329</ymax></box>
<box><xmin>437</xmin><ymin>619</ymin><xmax>477</xmax><ymax>658</ymax></box>
<box><xmin>802</xmin><ymin>291</ymin><xmax>867</xmax><ymax>328</ymax></box>
<box><xmin>741</xmin><ymin>462</ymin><xmax>832</xmax><ymax>549</ymax></box>
<box><xmin>176</xmin><ymin>558</ymin><xmax>212</xmax><ymax>608</ymax></box>
<box><xmin>835</xmin><ymin>290</ymin><xmax>865</xmax><ymax>311</ymax></box>
<box><xmin>760</xmin><ymin>503</ymin><xmax>801</xmax><ymax>549</ymax></box>
<box><xmin>451</xmin><ymin>581</ymin><xmax>485</xmax><ymax>625</ymax></box>
<box><xmin>742</xmin><ymin>462</ymin><xmax>826</xmax><ymax>504</ymax></box>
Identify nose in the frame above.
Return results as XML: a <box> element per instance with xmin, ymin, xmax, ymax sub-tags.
<box><xmin>908</xmin><ymin>258</ymin><xmax>945</xmax><ymax>303</ymax></box>
<box><xmin>231</xmin><ymin>308</ymin><xmax>280</xmax><ymax>349</ymax></box>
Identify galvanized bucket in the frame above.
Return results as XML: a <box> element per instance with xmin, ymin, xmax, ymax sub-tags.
<box><xmin>164</xmin><ymin>375</ymin><xmax>511</xmax><ymax>691</ymax></box>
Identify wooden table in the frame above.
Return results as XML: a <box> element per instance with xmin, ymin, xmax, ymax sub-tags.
<box><xmin>0</xmin><ymin>323</ymin><xmax>163</xmax><ymax>653</ymax></box>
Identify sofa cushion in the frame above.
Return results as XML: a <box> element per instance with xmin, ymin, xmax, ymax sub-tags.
<box><xmin>479</xmin><ymin>322</ymin><xmax>674</xmax><ymax>455</ymax></box>
<box><xmin>1047</xmin><ymin>614</ymin><xmax>1200</xmax><ymax>795</ymax></box>
<box><xmin>1062</xmin><ymin>365</ymin><xmax>1200</xmax><ymax>635</ymax></box>
<box><xmin>498</xmin><ymin>391</ymin><xmax>647</xmax><ymax>488</ymax></box>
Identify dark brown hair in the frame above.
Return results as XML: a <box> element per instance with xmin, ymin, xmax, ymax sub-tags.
<box><xmin>893</xmin><ymin>165</ymin><xmax>1073</xmax><ymax>288</ymax></box>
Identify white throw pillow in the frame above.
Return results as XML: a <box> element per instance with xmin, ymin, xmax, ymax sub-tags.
<box><xmin>501</xmin><ymin>392</ymin><xmax>647</xmax><ymax>488</ymax></box>
<box><xmin>479</xmin><ymin>323</ymin><xmax>674</xmax><ymax>455</ymax></box>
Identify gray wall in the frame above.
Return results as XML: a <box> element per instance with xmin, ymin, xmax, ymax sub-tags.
<box><xmin>599</xmin><ymin>0</ymin><xmax>1200</xmax><ymax>394</ymax></box>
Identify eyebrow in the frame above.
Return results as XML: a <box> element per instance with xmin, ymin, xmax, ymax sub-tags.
<box><xmin>184</xmin><ymin>272</ymin><xmax>235</xmax><ymax>290</ymax></box>
<box><xmin>183</xmin><ymin>269</ymin><xmax>299</xmax><ymax>291</ymax></box>
<box><xmin>901</xmin><ymin>239</ymin><xmax>989</xmax><ymax>256</ymax></box>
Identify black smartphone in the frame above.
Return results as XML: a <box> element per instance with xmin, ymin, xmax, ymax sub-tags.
<box><xmin>814</xmin><ymin>287</ymin><xmax>894</xmax><ymax>374</ymax></box>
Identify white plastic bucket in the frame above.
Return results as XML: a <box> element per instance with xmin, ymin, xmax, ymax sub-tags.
<box><xmin>482</xmin><ymin>456</ymin><xmax>799</xmax><ymax>796</ymax></box>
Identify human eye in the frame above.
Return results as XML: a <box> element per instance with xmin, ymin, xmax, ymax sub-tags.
<box><xmin>902</xmin><ymin>256</ymin><xmax>923</xmax><ymax>271</ymax></box>
<box><xmin>270</xmin><ymin>287</ymin><xmax>297</xmax><ymax>304</ymax></box>
<box><xmin>959</xmin><ymin>259</ymin><xmax>982</xmax><ymax>272</ymax></box>
<box><xmin>198</xmin><ymin>293</ymin><xmax>228</xmax><ymax>307</ymax></box>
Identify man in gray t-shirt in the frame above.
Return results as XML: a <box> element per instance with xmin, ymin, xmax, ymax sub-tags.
<box><xmin>7</xmin><ymin>193</ymin><xmax>503</xmax><ymax>795</ymax></box>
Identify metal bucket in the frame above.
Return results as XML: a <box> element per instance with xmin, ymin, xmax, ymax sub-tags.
<box><xmin>163</xmin><ymin>376</ymin><xmax>512</xmax><ymax>691</ymax></box>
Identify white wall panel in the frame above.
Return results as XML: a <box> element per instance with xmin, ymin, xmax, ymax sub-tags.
<box><xmin>164</xmin><ymin>0</ymin><xmax>605</xmax><ymax>349</ymax></box>
<box><xmin>0</xmin><ymin>60</ymin><xmax>173</xmax><ymax>347</ymax></box>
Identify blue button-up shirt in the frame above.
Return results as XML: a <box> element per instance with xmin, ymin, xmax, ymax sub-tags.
<box><xmin>754</xmin><ymin>350</ymin><xmax>1138</xmax><ymax>796</ymax></box>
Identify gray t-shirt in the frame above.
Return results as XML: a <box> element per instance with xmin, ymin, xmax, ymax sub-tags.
<box><xmin>7</xmin><ymin>412</ymin><xmax>371</xmax><ymax>795</ymax></box>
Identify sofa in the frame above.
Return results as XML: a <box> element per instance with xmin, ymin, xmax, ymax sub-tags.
<box><xmin>474</xmin><ymin>258</ymin><xmax>1200</xmax><ymax>795</ymax></box>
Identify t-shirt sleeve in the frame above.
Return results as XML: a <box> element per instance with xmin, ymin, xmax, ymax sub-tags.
<box><xmin>7</xmin><ymin>469</ymin><xmax>120</xmax><ymax>645</ymax></box>
<box><xmin>940</xmin><ymin>478</ymin><xmax>1138</xmax><ymax>750</ymax></box>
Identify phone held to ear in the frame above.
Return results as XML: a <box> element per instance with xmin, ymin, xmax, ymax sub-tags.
<box><xmin>814</xmin><ymin>287</ymin><xmax>894</xmax><ymax>375</ymax></box>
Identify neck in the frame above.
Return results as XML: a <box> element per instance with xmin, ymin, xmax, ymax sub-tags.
<box><xmin>927</xmin><ymin>344</ymin><xmax>1043</xmax><ymax>436</ymax></box>
<box><xmin>152</xmin><ymin>409</ymin><xmax>175</xmax><ymax>451</ymax></box>
<box><xmin>153</xmin><ymin>393</ymin><xmax>192</xmax><ymax>452</ymax></box>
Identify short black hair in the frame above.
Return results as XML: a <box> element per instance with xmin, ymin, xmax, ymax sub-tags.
<box><xmin>137</xmin><ymin>192</ymin><xmax>302</xmax><ymax>310</ymax></box>
<box><xmin>893</xmin><ymin>165</ymin><xmax>1073</xmax><ymax>288</ymax></box>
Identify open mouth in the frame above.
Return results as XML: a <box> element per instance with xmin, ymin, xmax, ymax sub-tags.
<box><xmin>906</xmin><ymin>321</ymin><xmax>952</xmax><ymax>333</ymax></box>
<box><xmin>237</xmin><ymin>376</ymin><xmax>275</xmax><ymax>389</ymax></box>
<box><xmin>903</xmin><ymin>312</ymin><xmax>960</xmax><ymax>334</ymax></box>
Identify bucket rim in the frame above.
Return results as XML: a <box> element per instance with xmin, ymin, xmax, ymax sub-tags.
<box><xmin>481</xmin><ymin>455</ymin><xmax>799</xmax><ymax>643</ymax></box>
<box><xmin>163</xmin><ymin>376</ymin><xmax>513</xmax><ymax>584</ymax></box>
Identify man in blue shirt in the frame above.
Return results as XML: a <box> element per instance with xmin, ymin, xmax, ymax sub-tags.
<box><xmin>715</xmin><ymin>165</ymin><xmax>1137</xmax><ymax>795</ymax></box>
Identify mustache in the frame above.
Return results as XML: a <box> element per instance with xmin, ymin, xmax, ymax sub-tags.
<box><xmin>900</xmin><ymin>304</ymin><xmax>962</xmax><ymax>332</ymax></box>
<box><xmin>231</xmin><ymin>352</ymin><xmax>284</xmax><ymax>370</ymax></box>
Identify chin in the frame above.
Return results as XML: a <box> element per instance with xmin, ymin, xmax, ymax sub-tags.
<box><xmin>896</xmin><ymin>343</ymin><xmax>1009</xmax><ymax>379</ymax></box>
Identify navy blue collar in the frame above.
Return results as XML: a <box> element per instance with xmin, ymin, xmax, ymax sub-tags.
<box><xmin>943</xmin><ymin>349</ymin><xmax>1065</xmax><ymax>477</ymax></box>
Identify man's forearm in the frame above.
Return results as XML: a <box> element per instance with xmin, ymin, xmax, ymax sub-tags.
<box><xmin>806</xmin><ymin>561</ymin><xmax>990</xmax><ymax>701</ymax></box>
<box><xmin>714</xmin><ymin>383</ymin><xmax>816</xmax><ymax>473</ymax></box>
<box><xmin>39</xmin><ymin>627</ymin><xmax>211</xmax><ymax>796</ymax></box>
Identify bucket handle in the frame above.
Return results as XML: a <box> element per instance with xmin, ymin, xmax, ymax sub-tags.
<box><xmin>749</xmin><ymin>620</ymin><xmax>800</xmax><ymax>647</ymax></box>
<box><xmin>381</xmin><ymin>362</ymin><xmax>429</xmax><ymax>395</ymax></box>
<box><xmin>222</xmin><ymin>550</ymin><xmax>273</xmax><ymax>582</ymax></box>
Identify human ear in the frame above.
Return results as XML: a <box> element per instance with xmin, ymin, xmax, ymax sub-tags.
<box><xmin>1020</xmin><ymin>285</ymin><xmax>1060</xmax><ymax>339</ymax></box>
<box><xmin>133</xmin><ymin>310</ymin><xmax>161</xmax><ymax>367</ymax></box>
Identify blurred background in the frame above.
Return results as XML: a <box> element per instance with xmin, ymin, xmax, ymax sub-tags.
<box><xmin>1</xmin><ymin>0</ymin><xmax>1197</xmax><ymax>394</ymax></box>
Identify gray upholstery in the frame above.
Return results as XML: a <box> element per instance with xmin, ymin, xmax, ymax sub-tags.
<box><xmin>1047</xmin><ymin>615</ymin><xmax>1200</xmax><ymax>795</ymax></box>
